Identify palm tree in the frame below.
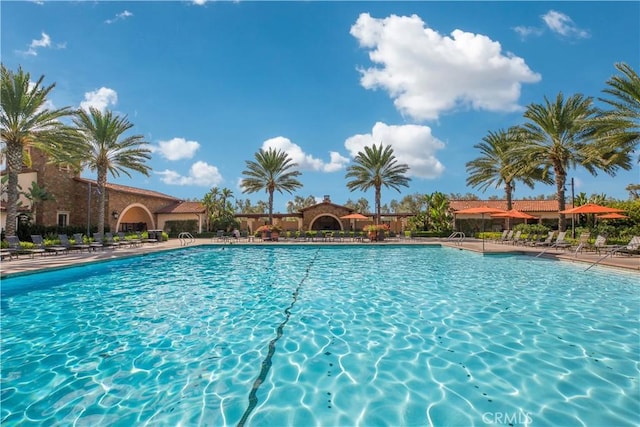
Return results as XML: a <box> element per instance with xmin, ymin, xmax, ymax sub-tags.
<box><xmin>24</xmin><ymin>181</ymin><xmax>55</xmax><ymax>224</ymax></box>
<box><xmin>1</xmin><ymin>65</ymin><xmax>76</xmax><ymax>237</ymax></box>
<box><xmin>241</xmin><ymin>147</ymin><xmax>302</xmax><ymax>225</ymax></box>
<box><xmin>520</xmin><ymin>92</ymin><xmax>633</xmax><ymax>231</ymax></box>
<box><xmin>466</xmin><ymin>127</ymin><xmax>550</xmax><ymax>211</ymax></box>
<box><xmin>345</xmin><ymin>143</ymin><xmax>411</xmax><ymax>224</ymax></box>
<box><xmin>596</xmin><ymin>62</ymin><xmax>640</xmax><ymax>162</ymax></box>
<box><xmin>72</xmin><ymin>107</ymin><xmax>151</xmax><ymax>235</ymax></box>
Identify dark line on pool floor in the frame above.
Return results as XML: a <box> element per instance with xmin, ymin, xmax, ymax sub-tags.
<box><xmin>237</xmin><ymin>248</ymin><xmax>320</xmax><ymax>427</ymax></box>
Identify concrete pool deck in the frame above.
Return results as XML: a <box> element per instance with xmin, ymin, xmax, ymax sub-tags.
<box><xmin>1</xmin><ymin>237</ymin><xmax>638</xmax><ymax>278</ymax></box>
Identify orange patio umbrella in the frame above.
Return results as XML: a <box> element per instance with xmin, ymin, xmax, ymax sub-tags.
<box><xmin>559</xmin><ymin>203</ymin><xmax>625</xmax><ymax>214</ymax></box>
<box><xmin>340</xmin><ymin>213</ymin><xmax>369</xmax><ymax>220</ymax></box>
<box><xmin>490</xmin><ymin>208</ymin><xmax>537</xmax><ymax>220</ymax></box>
<box><xmin>454</xmin><ymin>206</ymin><xmax>507</xmax><ymax>251</ymax></box>
<box><xmin>596</xmin><ymin>213</ymin><xmax>629</xmax><ymax>220</ymax></box>
<box><xmin>491</xmin><ymin>208</ymin><xmax>538</xmax><ymax>227</ymax></box>
<box><xmin>340</xmin><ymin>212</ymin><xmax>369</xmax><ymax>231</ymax></box>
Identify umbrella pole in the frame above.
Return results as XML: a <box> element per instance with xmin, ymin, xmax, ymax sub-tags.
<box><xmin>482</xmin><ymin>213</ymin><xmax>485</xmax><ymax>252</ymax></box>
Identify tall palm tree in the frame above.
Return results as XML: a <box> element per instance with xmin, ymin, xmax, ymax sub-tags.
<box><xmin>520</xmin><ymin>92</ymin><xmax>632</xmax><ymax>231</ymax></box>
<box><xmin>1</xmin><ymin>65</ymin><xmax>76</xmax><ymax>237</ymax></box>
<box><xmin>73</xmin><ymin>107</ymin><xmax>151</xmax><ymax>235</ymax></box>
<box><xmin>466</xmin><ymin>127</ymin><xmax>550</xmax><ymax>211</ymax></box>
<box><xmin>596</xmin><ymin>62</ymin><xmax>640</xmax><ymax>162</ymax></box>
<box><xmin>241</xmin><ymin>147</ymin><xmax>302</xmax><ymax>225</ymax></box>
<box><xmin>345</xmin><ymin>143</ymin><xmax>411</xmax><ymax>224</ymax></box>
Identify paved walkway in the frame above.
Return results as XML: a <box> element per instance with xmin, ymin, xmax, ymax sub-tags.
<box><xmin>1</xmin><ymin>237</ymin><xmax>638</xmax><ymax>278</ymax></box>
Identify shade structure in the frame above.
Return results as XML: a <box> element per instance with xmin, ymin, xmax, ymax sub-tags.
<box><xmin>596</xmin><ymin>213</ymin><xmax>629</xmax><ymax>220</ymax></box>
<box><xmin>559</xmin><ymin>203</ymin><xmax>625</xmax><ymax>214</ymax></box>
<box><xmin>454</xmin><ymin>206</ymin><xmax>507</xmax><ymax>251</ymax></box>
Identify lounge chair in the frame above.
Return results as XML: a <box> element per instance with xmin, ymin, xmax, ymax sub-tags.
<box><xmin>105</xmin><ymin>232</ymin><xmax>127</xmax><ymax>247</ymax></box>
<box><xmin>31</xmin><ymin>234</ymin><xmax>68</xmax><ymax>255</ymax></box>
<box><xmin>534</xmin><ymin>231</ymin><xmax>555</xmax><ymax>246</ymax></box>
<box><xmin>523</xmin><ymin>232</ymin><xmax>539</xmax><ymax>246</ymax></box>
<box><xmin>494</xmin><ymin>230</ymin><xmax>509</xmax><ymax>243</ymax></box>
<box><xmin>136</xmin><ymin>231</ymin><xmax>158</xmax><ymax>244</ymax></box>
<box><xmin>58</xmin><ymin>234</ymin><xmax>86</xmax><ymax>252</ymax></box>
<box><xmin>593</xmin><ymin>235</ymin><xmax>615</xmax><ymax>254</ymax></box>
<box><xmin>72</xmin><ymin>233</ymin><xmax>93</xmax><ymax>251</ymax></box>
<box><xmin>6</xmin><ymin>235</ymin><xmax>46</xmax><ymax>258</ymax></box>
<box><xmin>118</xmin><ymin>231</ymin><xmax>142</xmax><ymax>247</ymax></box>
<box><xmin>550</xmin><ymin>231</ymin><xmax>571</xmax><ymax>250</ymax></box>
<box><xmin>614</xmin><ymin>236</ymin><xmax>640</xmax><ymax>256</ymax></box>
<box><xmin>510</xmin><ymin>230</ymin><xmax>523</xmax><ymax>245</ymax></box>
<box><xmin>572</xmin><ymin>232</ymin><xmax>591</xmax><ymax>255</ymax></box>
<box><xmin>93</xmin><ymin>233</ymin><xmax>117</xmax><ymax>249</ymax></box>
<box><xmin>498</xmin><ymin>230</ymin><xmax>514</xmax><ymax>244</ymax></box>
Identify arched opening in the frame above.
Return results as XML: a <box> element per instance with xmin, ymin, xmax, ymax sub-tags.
<box><xmin>310</xmin><ymin>214</ymin><xmax>342</xmax><ymax>231</ymax></box>
<box><xmin>116</xmin><ymin>204</ymin><xmax>156</xmax><ymax>232</ymax></box>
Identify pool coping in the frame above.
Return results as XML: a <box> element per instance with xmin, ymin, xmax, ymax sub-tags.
<box><xmin>1</xmin><ymin>237</ymin><xmax>638</xmax><ymax>279</ymax></box>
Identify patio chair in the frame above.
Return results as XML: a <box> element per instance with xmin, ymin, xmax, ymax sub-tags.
<box><xmin>31</xmin><ymin>234</ymin><xmax>68</xmax><ymax>255</ymax></box>
<box><xmin>572</xmin><ymin>232</ymin><xmax>591</xmax><ymax>255</ymax></box>
<box><xmin>534</xmin><ymin>231</ymin><xmax>555</xmax><ymax>246</ymax></box>
<box><xmin>550</xmin><ymin>231</ymin><xmax>571</xmax><ymax>250</ymax></box>
<box><xmin>93</xmin><ymin>233</ymin><xmax>117</xmax><ymax>249</ymax></box>
<box><xmin>494</xmin><ymin>230</ymin><xmax>509</xmax><ymax>243</ymax></box>
<box><xmin>592</xmin><ymin>235</ymin><xmax>609</xmax><ymax>254</ymax></box>
<box><xmin>510</xmin><ymin>230</ymin><xmax>523</xmax><ymax>245</ymax></box>
<box><xmin>498</xmin><ymin>230</ymin><xmax>514</xmax><ymax>244</ymax></box>
<box><xmin>58</xmin><ymin>234</ymin><xmax>88</xmax><ymax>252</ymax></box>
<box><xmin>6</xmin><ymin>235</ymin><xmax>46</xmax><ymax>258</ymax></box>
<box><xmin>72</xmin><ymin>233</ymin><xmax>93</xmax><ymax>251</ymax></box>
<box><xmin>118</xmin><ymin>231</ymin><xmax>142</xmax><ymax>247</ymax></box>
<box><xmin>614</xmin><ymin>236</ymin><xmax>640</xmax><ymax>256</ymax></box>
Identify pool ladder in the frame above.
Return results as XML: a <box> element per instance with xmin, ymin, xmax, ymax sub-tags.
<box><xmin>178</xmin><ymin>232</ymin><xmax>196</xmax><ymax>246</ymax></box>
<box><xmin>447</xmin><ymin>231</ymin><xmax>465</xmax><ymax>245</ymax></box>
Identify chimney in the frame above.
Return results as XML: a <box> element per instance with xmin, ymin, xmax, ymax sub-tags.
<box><xmin>323</xmin><ymin>195</ymin><xmax>331</xmax><ymax>203</ymax></box>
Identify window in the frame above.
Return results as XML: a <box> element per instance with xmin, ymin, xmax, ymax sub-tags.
<box><xmin>57</xmin><ymin>212</ymin><xmax>69</xmax><ymax>227</ymax></box>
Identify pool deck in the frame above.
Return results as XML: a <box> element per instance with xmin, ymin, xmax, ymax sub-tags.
<box><xmin>1</xmin><ymin>237</ymin><xmax>638</xmax><ymax>278</ymax></box>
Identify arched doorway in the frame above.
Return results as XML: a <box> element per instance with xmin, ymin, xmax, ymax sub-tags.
<box><xmin>116</xmin><ymin>204</ymin><xmax>155</xmax><ymax>232</ymax></box>
<box><xmin>310</xmin><ymin>214</ymin><xmax>342</xmax><ymax>231</ymax></box>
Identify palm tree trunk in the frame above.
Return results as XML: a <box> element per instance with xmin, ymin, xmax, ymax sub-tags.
<box><xmin>555</xmin><ymin>166</ymin><xmax>567</xmax><ymax>231</ymax></box>
<box><xmin>268</xmin><ymin>189</ymin><xmax>274</xmax><ymax>225</ymax></box>
<box><xmin>505</xmin><ymin>182</ymin><xmax>513</xmax><ymax>230</ymax></box>
<box><xmin>375</xmin><ymin>186</ymin><xmax>381</xmax><ymax>224</ymax></box>
<box><xmin>97</xmin><ymin>170</ymin><xmax>107</xmax><ymax>235</ymax></box>
<box><xmin>4</xmin><ymin>142</ymin><xmax>23</xmax><ymax>237</ymax></box>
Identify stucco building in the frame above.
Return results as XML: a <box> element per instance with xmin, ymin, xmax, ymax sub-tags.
<box><xmin>1</xmin><ymin>148</ymin><xmax>561</xmax><ymax>237</ymax></box>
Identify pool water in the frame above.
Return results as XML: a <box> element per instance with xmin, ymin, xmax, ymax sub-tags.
<box><xmin>1</xmin><ymin>246</ymin><xmax>638</xmax><ymax>426</ymax></box>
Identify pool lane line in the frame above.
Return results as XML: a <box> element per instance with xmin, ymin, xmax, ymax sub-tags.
<box><xmin>237</xmin><ymin>248</ymin><xmax>320</xmax><ymax>427</ymax></box>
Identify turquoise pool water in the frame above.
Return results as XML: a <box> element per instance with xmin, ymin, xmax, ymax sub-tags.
<box><xmin>1</xmin><ymin>245</ymin><xmax>638</xmax><ymax>426</ymax></box>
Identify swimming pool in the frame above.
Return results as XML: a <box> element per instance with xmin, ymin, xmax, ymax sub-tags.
<box><xmin>1</xmin><ymin>245</ymin><xmax>638</xmax><ymax>426</ymax></box>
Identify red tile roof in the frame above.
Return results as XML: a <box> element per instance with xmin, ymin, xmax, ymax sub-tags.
<box><xmin>156</xmin><ymin>201</ymin><xmax>205</xmax><ymax>214</ymax></box>
<box><xmin>449</xmin><ymin>199</ymin><xmax>559</xmax><ymax>212</ymax></box>
<box><xmin>74</xmin><ymin>177</ymin><xmax>180</xmax><ymax>201</ymax></box>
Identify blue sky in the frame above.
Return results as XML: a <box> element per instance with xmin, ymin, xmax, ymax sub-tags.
<box><xmin>2</xmin><ymin>1</ymin><xmax>639</xmax><ymax>211</ymax></box>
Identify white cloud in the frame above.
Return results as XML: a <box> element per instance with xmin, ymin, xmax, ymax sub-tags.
<box><xmin>192</xmin><ymin>0</ymin><xmax>207</xmax><ymax>5</ymax></box>
<box><xmin>22</xmin><ymin>32</ymin><xmax>50</xmax><ymax>56</ymax></box>
<box><xmin>154</xmin><ymin>137</ymin><xmax>200</xmax><ymax>161</ymax></box>
<box><xmin>261</xmin><ymin>136</ymin><xmax>349</xmax><ymax>173</ymax></box>
<box><xmin>105</xmin><ymin>10</ymin><xmax>133</xmax><ymax>24</ymax></box>
<box><xmin>513</xmin><ymin>26</ymin><xmax>544</xmax><ymax>39</ymax></box>
<box><xmin>156</xmin><ymin>161</ymin><xmax>223</xmax><ymax>186</ymax></box>
<box><xmin>350</xmin><ymin>13</ymin><xmax>541</xmax><ymax>121</ymax></box>
<box><xmin>344</xmin><ymin>122</ymin><xmax>446</xmax><ymax>179</ymax></box>
<box><xmin>542</xmin><ymin>10</ymin><xmax>590</xmax><ymax>39</ymax></box>
<box><xmin>80</xmin><ymin>87</ymin><xmax>118</xmax><ymax>112</ymax></box>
